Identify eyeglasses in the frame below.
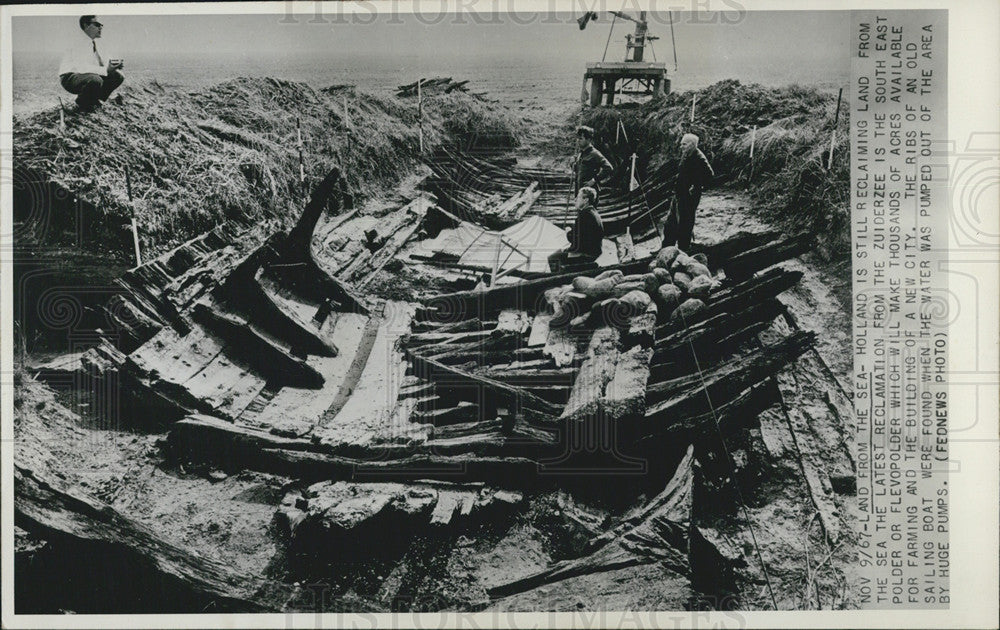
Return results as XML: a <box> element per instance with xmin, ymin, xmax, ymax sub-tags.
<box><xmin>85</xmin><ymin>21</ymin><xmax>103</xmax><ymax>27</ymax></box>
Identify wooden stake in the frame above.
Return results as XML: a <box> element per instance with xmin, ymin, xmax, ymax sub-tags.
<box><xmin>747</xmin><ymin>125</ymin><xmax>757</xmax><ymax>184</ymax></box>
<box><xmin>57</xmin><ymin>98</ymin><xmax>66</xmax><ymax>132</ymax></box>
<box><xmin>627</xmin><ymin>152</ymin><xmax>638</xmax><ymax>224</ymax></box>
<box><xmin>490</xmin><ymin>231</ymin><xmax>503</xmax><ymax>286</ymax></box>
<box><xmin>296</xmin><ymin>117</ymin><xmax>305</xmax><ymax>191</ymax></box>
<box><xmin>125</xmin><ymin>168</ymin><xmax>142</xmax><ymax>267</ymax></box>
<box><xmin>343</xmin><ymin>95</ymin><xmax>352</xmax><ymax>154</ymax></box>
<box><xmin>418</xmin><ymin>78</ymin><xmax>424</xmax><ymax>154</ymax></box>
<box><xmin>828</xmin><ymin>87</ymin><xmax>843</xmax><ymax>170</ymax></box>
<box><xmin>832</xmin><ymin>86</ymin><xmax>844</xmax><ymax>126</ymax></box>
<box><xmin>669</xmin><ymin>10</ymin><xmax>678</xmax><ymax>71</ymax></box>
<box><xmin>690</xmin><ymin>94</ymin><xmax>696</xmax><ymax>122</ymax></box>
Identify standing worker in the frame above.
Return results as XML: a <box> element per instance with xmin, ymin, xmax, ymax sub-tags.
<box><xmin>664</xmin><ymin>133</ymin><xmax>714</xmax><ymax>251</ymax></box>
<box><xmin>573</xmin><ymin>125</ymin><xmax>613</xmax><ymax>203</ymax></box>
<box><xmin>59</xmin><ymin>16</ymin><xmax>125</xmax><ymax>113</ymax></box>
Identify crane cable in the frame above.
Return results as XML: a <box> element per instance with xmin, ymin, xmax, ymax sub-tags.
<box><xmin>601</xmin><ymin>11</ymin><xmax>618</xmax><ymax>62</ymax></box>
<box><xmin>669</xmin><ymin>10</ymin><xmax>678</xmax><ymax>70</ymax></box>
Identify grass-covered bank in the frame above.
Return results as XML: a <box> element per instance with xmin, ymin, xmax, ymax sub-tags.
<box><xmin>13</xmin><ymin>77</ymin><xmax>525</xmax><ymax>260</ymax></box>
<box><xmin>577</xmin><ymin>80</ymin><xmax>849</xmax><ymax>260</ymax></box>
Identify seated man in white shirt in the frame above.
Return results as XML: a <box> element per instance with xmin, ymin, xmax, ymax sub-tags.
<box><xmin>58</xmin><ymin>16</ymin><xmax>124</xmax><ymax>112</ymax></box>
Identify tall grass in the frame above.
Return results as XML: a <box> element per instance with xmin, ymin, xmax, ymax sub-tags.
<box><xmin>13</xmin><ymin>77</ymin><xmax>524</xmax><ymax>260</ymax></box>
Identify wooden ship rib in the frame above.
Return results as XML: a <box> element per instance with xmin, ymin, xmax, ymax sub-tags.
<box><xmin>21</xmin><ymin>150</ymin><xmax>852</xmax><ymax>610</ymax></box>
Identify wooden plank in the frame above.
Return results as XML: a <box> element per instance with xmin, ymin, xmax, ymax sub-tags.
<box><xmin>411</xmin><ymin>402</ymin><xmax>483</xmax><ymax>426</ymax></box>
<box><xmin>495</xmin><ymin>309</ymin><xmax>531</xmax><ymax>336</ymax></box>
<box><xmin>527</xmin><ymin>313</ymin><xmax>551</xmax><ymax>347</ymax></box>
<box><xmin>561</xmin><ymin>327</ymin><xmax>620</xmax><ymax>422</ymax></box>
<box><xmin>190</xmin><ymin>303</ymin><xmax>324</xmax><ymax>389</ymax></box>
<box><xmin>180</xmin><ymin>350</ymin><xmax>268</xmax><ymax>420</ymax></box>
<box><xmin>14</xmin><ymin>464</ymin><xmax>285</xmax><ymax>612</ymax></box>
<box><xmin>601</xmin><ymin>345</ymin><xmax>652</xmax><ymax>420</ymax></box>
<box><xmin>488</xmin><ymin>447</ymin><xmax>694</xmax><ymax>599</ymax></box>
<box><xmin>543</xmin><ymin>325</ymin><xmax>577</xmax><ymax>368</ymax></box>
<box><xmin>722</xmin><ymin>233</ymin><xmax>812</xmax><ymax>280</ymax></box>
<box><xmin>166</xmin><ymin>415</ymin><xmax>557</xmax><ymax>484</ymax></box>
<box><xmin>614</xmin><ymin>231</ymin><xmax>636</xmax><ymax>263</ymax></box>
<box><xmin>128</xmin><ymin>322</ymin><xmax>225</xmax><ymax>387</ymax></box>
<box><xmin>645</xmin><ymin>331</ymin><xmax>815</xmax><ymax>420</ymax></box>
<box><xmin>248</xmin><ymin>313</ymin><xmax>369</xmax><ymax>435</ymax></box>
<box><xmin>317</xmin><ymin>312</ymin><xmax>385</xmax><ymax>427</ymax></box>
<box><xmin>407</xmin><ymin>353</ymin><xmax>561</xmax><ymax>420</ymax></box>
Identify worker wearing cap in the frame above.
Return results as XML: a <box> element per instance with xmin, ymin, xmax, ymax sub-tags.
<box><xmin>549</xmin><ymin>186</ymin><xmax>605</xmax><ymax>272</ymax></box>
<box><xmin>59</xmin><ymin>16</ymin><xmax>124</xmax><ymax>112</ymax></box>
<box><xmin>573</xmin><ymin>126</ymin><xmax>613</xmax><ymax>203</ymax></box>
<box><xmin>664</xmin><ymin>133</ymin><xmax>714</xmax><ymax>251</ymax></box>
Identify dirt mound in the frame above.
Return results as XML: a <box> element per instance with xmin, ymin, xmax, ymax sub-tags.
<box><xmin>13</xmin><ymin>77</ymin><xmax>525</xmax><ymax>261</ymax></box>
<box><xmin>577</xmin><ymin>80</ymin><xmax>849</xmax><ymax>260</ymax></box>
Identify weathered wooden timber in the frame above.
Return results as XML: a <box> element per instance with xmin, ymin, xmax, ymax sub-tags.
<box><xmin>15</xmin><ymin>464</ymin><xmax>287</xmax><ymax>612</ymax></box>
<box><xmin>422</xmin><ymin>146</ymin><xmax>675</xmax><ymax>235</ymax></box>
<box><xmin>488</xmin><ymin>446</ymin><xmax>695</xmax><ymax>599</ymax></box>
<box><xmin>166</xmin><ymin>415</ymin><xmax>563</xmax><ymax>486</ymax></box>
<box><xmin>407</xmin><ymin>353</ymin><xmax>562</xmax><ymax>420</ymax></box>
<box><xmin>722</xmin><ymin>232</ymin><xmax>813</xmax><ymax>280</ymax></box>
<box><xmin>265</xmin><ymin>167</ymin><xmax>368</xmax><ymax>315</ymax></box>
<box><xmin>190</xmin><ymin>303</ymin><xmax>325</xmax><ymax>388</ymax></box>
<box><xmin>645</xmin><ymin>331</ymin><xmax>815</xmax><ymax>419</ymax></box>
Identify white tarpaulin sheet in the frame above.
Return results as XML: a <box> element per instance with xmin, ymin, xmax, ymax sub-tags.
<box><xmin>414</xmin><ymin>215</ymin><xmax>619</xmax><ymax>276</ymax></box>
<box><xmin>416</xmin><ymin>215</ymin><xmax>569</xmax><ymax>275</ymax></box>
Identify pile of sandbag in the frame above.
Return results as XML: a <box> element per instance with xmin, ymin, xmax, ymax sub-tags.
<box><xmin>546</xmin><ymin>246</ymin><xmax>719</xmax><ymax>330</ymax></box>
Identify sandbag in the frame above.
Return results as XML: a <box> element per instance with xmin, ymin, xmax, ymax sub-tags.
<box><xmin>619</xmin><ymin>289</ymin><xmax>652</xmax><ymax>317</ymax></box>
<box><xmin>574</xmin><ymin>276</ymin><xmax>622</xmax><ymax>300</ymax></box>
<box><xmin>672</xmin><ymin>271</ymin><xmax>693</xmax><ymax>292</ymax></box>
<box><xmin>670</xmin><ymin>252</ymin><xmax>692</xmax><ymax>271</ymax></box>
<box><xmin>642</xmin><ymin>272</ymin><xmax>660</xmax><ymax>294</ymax></box>
<box><xmin>594</xmin><ymin>269</ymin><xmax>624</xmax><ymax>282</ymax></box>
<box><xmin>656</xmin><ymin>283</ymin><xmax>684</xmax><ymax>317</ymax></box>
<box><xmin>610</xmin><ymin>280</ymin><xmax>646</xmax><ymax>298</ymax></box>
<box><xmin>687</xmin><ymin>274</ymin><xmax>713</xmax><ymax>300</ymax></box>
<box><xmin>688</xmin><ymin>262</ymin><xmax>712</xmax><ymax>278</ymax></box>
<box><xmin>669</xmin><ymin>298</ymin><xmax>706</xmax><ymax>326</ymax></box>
<box><xmin>676</xmin><ymin>256</ymin><xmax>711</xmax><ymax>278</ymax></box>
<box><xmin>650</xmin><ymin>246</ymin><xmax>681</xmax><ymax>270</ymax></box>
<box><xmin>652</xmin><ymin>267</ymin><xmax>672</xmax><ymax>285</ymax></box>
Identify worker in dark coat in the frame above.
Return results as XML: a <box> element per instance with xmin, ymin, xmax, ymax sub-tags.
<box><xmin>663</xmin><ymin>133</ymin><xmax>714</xmax><ymax>251</ymax></box>
<box><xmin>573</xmin><ymin>125</ymin><xmax>613</xmax><ymax>202</ymax></box>
<box><xmin>549</xmin><ymin>186</ymin><xmax>604</xmax><ymax>272</ymax></box>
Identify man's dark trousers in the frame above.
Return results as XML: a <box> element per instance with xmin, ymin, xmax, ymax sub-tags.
<box><xmin>664</xmin><ymin>190</ymin><xmax>701</xmax><ymax>251</ymax></box>
<box><xmin>60</xmin><ymin>70</ymin><xmax>124</xmax><ymax>110</ymax></box>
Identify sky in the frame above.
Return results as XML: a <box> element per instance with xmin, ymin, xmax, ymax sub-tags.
<box><xmin>12</xmin><ymin>10</ymin><xmax>849</xmax><ymax>67</ymax></box>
